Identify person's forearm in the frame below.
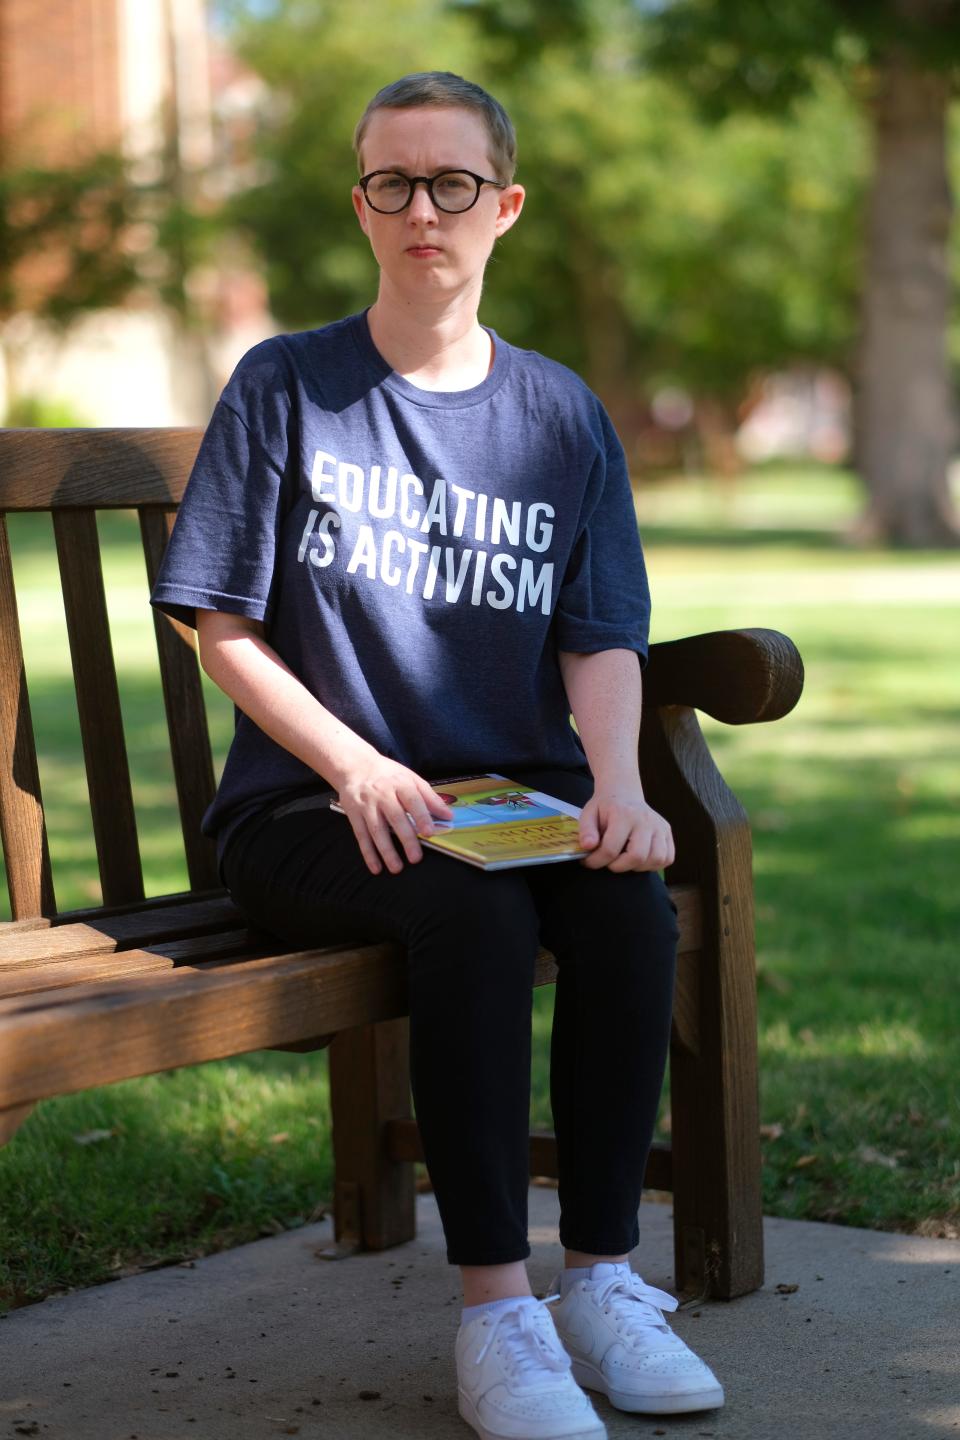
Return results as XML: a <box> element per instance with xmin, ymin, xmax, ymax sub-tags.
<box><xmin>198</xmin><ymin>615</ymin><xmax>378</xmax><ymax>790</ymax></box>
<box><xmin>557</xmin><ymin>648</ymin><xmax>643</xmax><ymax>788</ymax></box>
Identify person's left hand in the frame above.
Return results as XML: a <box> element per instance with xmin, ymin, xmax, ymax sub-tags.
<box><xmin>577</xmin><ymin>784</ymin><xmax>675</xmax><ymax>872</ymax></box>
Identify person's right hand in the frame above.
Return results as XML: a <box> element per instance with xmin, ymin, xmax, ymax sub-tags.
<box><xmin>335</xmin><ymin>756</ymin><xmax>455</xmax><ymax>875</ymax></box>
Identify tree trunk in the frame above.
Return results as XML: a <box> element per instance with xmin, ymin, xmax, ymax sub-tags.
<box><xmin>573</xmin><ymin>227</ymin><xmax>636</xmax><ymax>436</ymax></box>
<box><xmin>854</xmin><ymin>45</ymin><xmax>959</xmax><ymax>546</ymax></box>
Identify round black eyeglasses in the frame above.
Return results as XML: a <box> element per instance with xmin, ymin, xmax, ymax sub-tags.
<box><xmin>359</xmin><ymin>169</ymin><xmax>506</xmax><ymax>214</ymax></box>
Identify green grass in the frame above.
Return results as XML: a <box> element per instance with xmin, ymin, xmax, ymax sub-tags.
<box><xmin>633</xmin><ymin>466</ymin><xmax>960</xmax><ymax>1237</ymax></box>
<box><xmin>1</xmin><ymin>466</ymin><xmax>959</xmax><ymax>1312</ymax></box>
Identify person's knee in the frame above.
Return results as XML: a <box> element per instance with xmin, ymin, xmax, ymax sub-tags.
<box><xmin>619</xmin><ymin>872</ymin><xmax>679</xmax><ymax>980</ymax></box>
<box><xmin>591</xmin><ymin>866</ymin><xmax>678</xmax><ymax>934</ymax></box>
<box><xmin>553</xmin><ymin>869</ymin><xmax>679</xmax><ymax>976</ymax></box>
<box><xmin>633</xmin><ymin>870</ymin><xmax>681</xmax><ymax>952</ymax></box>
<box><xmin>406</xmin><ymin>876</ymin><xmax>540</xmax><ymax>983</ymax></box>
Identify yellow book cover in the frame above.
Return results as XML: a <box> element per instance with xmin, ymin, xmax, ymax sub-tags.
<box><xmin>332</xmin><ymin>774</ymin><xmax>587</xmax><ymax>870</ymax></box>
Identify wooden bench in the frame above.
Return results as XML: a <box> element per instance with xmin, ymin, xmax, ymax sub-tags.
<box><xmin>0</xmin><ymin>427</ymin><xmax>804</xmax><ymax>1301</ymax></box>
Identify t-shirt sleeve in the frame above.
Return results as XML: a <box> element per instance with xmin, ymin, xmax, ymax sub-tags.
<box><xmin>552</xmin><ymin>402</ymin><xmax>651</xmax><ymax>665</ymax></box>
<box><xmin>149</xmin><ymin>341</ymin><xmax>293</xmax><ymax>629</ymax></box>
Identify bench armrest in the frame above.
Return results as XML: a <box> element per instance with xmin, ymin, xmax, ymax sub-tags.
<box><xmin>644</xmin><ymin>627</ymin><xmax>803</xmax><ymax>725</ymax></box>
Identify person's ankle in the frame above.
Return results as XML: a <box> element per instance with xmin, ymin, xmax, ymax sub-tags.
<box><xmin>563</xmin><ymin>1250</ymin><xmax>629</xmax><ymax>1269</ymax></box>
<box><xmin>460</xmin><ymin>1260</ymin><xmax>532</xmax><ymax>1308</ymax></box>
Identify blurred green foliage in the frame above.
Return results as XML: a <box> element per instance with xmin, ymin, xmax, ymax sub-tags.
<box><xmin>641</xmin><ymin>0</ymin><xmax>960</xmax><ymax>120</ymax></box>
<box><xmin>218</xmin><ymin>0</ymin><xmax>869</xmax><ymax>414</ymax></box>
<box><xmin>2</xmin><ymin>395</ymin><xmax>92</xmax><ymax>427</ymax></box>
<box><xmin>10</xmin><ymin>0</ymin><xmax>960</xmax><ymax>430</ymax></box>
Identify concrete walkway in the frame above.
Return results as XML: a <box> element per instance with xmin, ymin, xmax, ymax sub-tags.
<box><xmin>1</xmin><ymin>1188</ymin><xmax>957</xmax><ymax>1440</ymax></box>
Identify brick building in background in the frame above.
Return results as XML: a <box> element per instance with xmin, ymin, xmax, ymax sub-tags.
<box><xmin>0</xmin><ymin>0</ymin><xmax>274</xmax><ymax>424</ymax></box>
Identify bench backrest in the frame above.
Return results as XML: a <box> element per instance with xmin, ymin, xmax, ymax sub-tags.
<box><xmin>0</xmin><ymin>428</ymin><xmax>214</xmax><ymax>919</ymax></box>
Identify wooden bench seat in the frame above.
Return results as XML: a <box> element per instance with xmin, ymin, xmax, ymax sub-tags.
<box><xmin>0</xmin><ymin>427</ymin><xmax>804</xmax><ymax>1299</ymax></box>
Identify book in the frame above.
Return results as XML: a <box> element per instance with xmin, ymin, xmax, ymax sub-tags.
<box><xmin>331</xmin><ymin>773</ymin><xmax>588</xmax><ymax>870</ymax></box>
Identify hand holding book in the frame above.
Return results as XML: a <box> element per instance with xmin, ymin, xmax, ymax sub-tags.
<box><xmin>329</xmin><ymin>751</ymin><xmax>454</xmax><ymax>876</ymax></box>
<box><xmin>332</xmin><ymin>774</ymin><xmax>589</xmax><ymax>871</ymax></box>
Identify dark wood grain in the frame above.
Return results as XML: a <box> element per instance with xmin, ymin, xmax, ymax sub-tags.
<box><xmin>640</xmin><ymin>701</ymin><xmax>765</xmax><ymax>1300</ymax></box>
<box><xmin>0</xmin><ymin>950</ymin><xmax>176</xmax><ymax>997</ymax></box>
<box><xmin>140</xmin><ymin>507</ymin><xmax>219</xmax><ymax>889</ymax></box>
<box><xmin>0</xmin><ymin>929</ymin><xmax>270</xmax><ymax>997</ymax></box>
<box><xmin>0</xmin><ymin>942</ymin><xmax>406</xmax><ymax>1108</ymax></box>
<box><xmin>646</xmin><ymin>628</ymin><xmax>804</xmax><ymax>724</ymax></box>
<box><xmin>0</xmin><ymin>516</ymin><xmax>56</xmax><ymax>918</ymax></box>
<box><xmin>329</xmin><ymin>1020</ymin><xmax>416</xmax><ymax>1251</ymax></box>
<box><xmin>1</xmin><ymin>888</ymin><xmax>239</xmax><ymax>936</ymax></box>
<box><xmin>52</xmin><ymin>508</ymin><xmax>144</xmax><ymax>906</ymax></box>
<box><xmin>0</xmin><ymin>429</ymin><xmax>201</xmax><ymax>509</ymax></box>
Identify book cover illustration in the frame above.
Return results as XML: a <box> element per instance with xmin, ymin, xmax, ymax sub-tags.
<box><xmin>418</xmin><ymin>775</ymin><xmax>587</xmax><ymax>869</ymax></box>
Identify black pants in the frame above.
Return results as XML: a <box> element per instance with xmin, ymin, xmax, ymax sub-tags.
<box><xmin>221</xmin><ymin>767</ymin><xmax>678</xmax><ymax>1266</ymax></box>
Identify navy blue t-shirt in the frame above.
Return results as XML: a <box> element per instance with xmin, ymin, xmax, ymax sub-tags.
<box><xmin>150</xmin><ymin>310</ymin><xmax>651</xmax><ymax>851</ymax></box>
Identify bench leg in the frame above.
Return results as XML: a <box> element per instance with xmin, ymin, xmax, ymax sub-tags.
<box><xmin>669</xmin><ymin>846</ymin><xmax>765</xmax><ymax>1300</ymax></box>
<box><xmin>0</xmin><ymin>1102</ymin><xmax>35</xmax><ymax>1147</ymax></box>
<box><xmin>327</xmin><ymin>1017</ymin><xmax>416</xmax><ymax>1253</ymax></box>
<box><xmin>641</xmin><ymin>705</ymin><xmax>765</xmax><ymax>1301</ymax></box>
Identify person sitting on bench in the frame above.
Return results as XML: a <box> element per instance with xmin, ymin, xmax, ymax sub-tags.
<box><xmin>150</xmin><ymin>68</ymin><xmax>725</xmax><ymax>1440</ymax></box>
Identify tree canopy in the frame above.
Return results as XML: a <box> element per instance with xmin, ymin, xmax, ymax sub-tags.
<box><xmin>219</xmin><ymin>0</ymin><xmax>870</xmax><ymax>424</ymax></box>
<box><xmin>642</xmin><ymin>0</ymin><xmax>960</xmax><ymax>540</ymax></box>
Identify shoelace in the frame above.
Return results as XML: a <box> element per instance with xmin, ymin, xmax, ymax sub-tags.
<box><xmin>475</xmin><ymin>1295</ymin><xmax>572</xmax><ymax>1381</ymax></box>
<box><xmin>589</xmin><ymin>1273</ymin><xmax>679</xmax><ymax>1344</ymax></box>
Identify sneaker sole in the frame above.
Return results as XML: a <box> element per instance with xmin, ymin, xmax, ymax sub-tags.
<box><xmin>458</xmin><ymin>1386</ymin><xmax>608</xmax><ymax>1440</ymax></box>
<box><xmin>569</xmin><ymin>1359</ymin><xmax>724</xmax><ymax>1415</ymax></box>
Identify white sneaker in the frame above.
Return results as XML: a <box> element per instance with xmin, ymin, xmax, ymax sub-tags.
<box><xmin>548</xmin><ymin>1264</ymin><xmax>725</xmax><ymax>1415</ymax></box>
<box><xmin>456</xmin><ymin>1295</ymin><xmax>608</xmax><ymax>1440</ymax></box>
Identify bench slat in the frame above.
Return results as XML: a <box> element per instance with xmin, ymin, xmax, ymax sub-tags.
<box><xmin>0</xmin><ymin>893</ymin><xmax>243</xmax><ymax>961</ymax></box>
<box><xmin>140</xmin><ymin>507</ymin><xmax>219</xmax><ymax>891</ymax></box>
<box><xmin>52</xmin><ymin>508</ymin><xmax>144</xmax><ymax>906</ymax></box>
<box><xmin>0</xmin><ymin>429</ymin><xmax>200</xmax><ymax>510</ymax></box>
<box><xmin>0</xmin><ymin>929</ymin><xmax>266</xmax><ymax>997</ymax></box>
<box><xmin>0</xmin><ymin>950</ymin><xmax>175</xmax><ymax>996</ymax></box>
<box><xmin>0</xmin><ymin>515</ymin><xmax>56</xmax><ymax>918</ymax></box>
<box><xmin>0</xmin><ymin>881</ymin><xmax>240</xmax><ymax>938</ymax></box>
<box><xmin>0</xmin><ymin>942</ymin><xmax>406</xmax><ymax>1107</ymax></box>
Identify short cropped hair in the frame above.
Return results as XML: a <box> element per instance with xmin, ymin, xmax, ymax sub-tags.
<box><xmin>353</xmin><ymin>71</ymin><xmax>517</xmax><ymax>183</ymax></box>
